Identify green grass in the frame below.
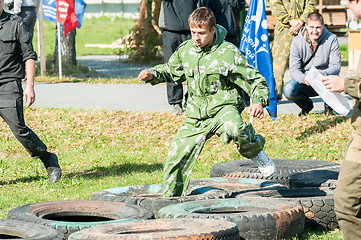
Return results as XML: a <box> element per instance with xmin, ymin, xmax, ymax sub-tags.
<box><xmin>0</xmin><ymin>109</ymin><xmax>349</xmax><ymax>239</ymax></box>
<box><xmin>33</xmin><ymin>16</ymin><xmax>137</xmax><ymax>57</ymax></box>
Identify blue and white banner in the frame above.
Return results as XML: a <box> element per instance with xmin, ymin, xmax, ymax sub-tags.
<box><xmin>42</xmin><ymin>0</ymin><xmax>86</xmax><ymax>28</ymax></box>
<box><xmin>239</xmin><ymin>0</ymin><xmax>277</xmax><ymax>120</ymax></box>
<box><xmin>42</xmin><ymin>0</ymin><xmax>57</xmax><ymax>22</ymax></box>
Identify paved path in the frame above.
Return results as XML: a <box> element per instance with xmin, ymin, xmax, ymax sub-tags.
<box><xmin>32</xmin><ymin>55</ymin><xmax>351</xmax><ymax>116</ymax></box>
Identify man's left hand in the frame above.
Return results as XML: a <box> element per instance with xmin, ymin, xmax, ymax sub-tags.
<box><xmin>248</xmin><ymin>103</ymin><xmax>264</xmax><ymax>119</ymax></box>
<box><xmin>24</xmin><ymin>86</ymin><xmax>35</xmax><ymax>107</ymax></box>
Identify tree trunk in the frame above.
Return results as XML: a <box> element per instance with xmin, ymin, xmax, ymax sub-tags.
<box><xmin>54</xmin><ymin>23</ymin><xmax>77</xmax><ymax>65</ymax></box>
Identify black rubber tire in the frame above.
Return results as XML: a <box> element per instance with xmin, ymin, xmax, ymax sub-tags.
<box><xmin>235</xmin><ymin>187</ymin><xmax>338</xmax><ymax>230</ymax></box>
<box><xmin>210</xmin><ymin>159</ymin><xmax>339</xmax><ymax>186</ymax></box>
<box><xmin>7</xmin><ymin>200</ymin><xmax>149</xmax><ymax>239</ymax></box>
<box><xmin>68</xmin><ymin>218</ymin><xmax>241</xmax><ymax>240</ymax></box>
<box><xmin>289</xmin><ymin>166</ymin><xmax>339</xmax><ymax>188</ymax></box>
<box><xmin>91</xmin><ymin>180</ymin><xmax>230</xmax><ymax>218</ymax></box>
<box><xmin>0</xmin><ymin>219</ymin><xmax>61</xmax><ymax>240</ymax></box>
<box><xmin>157</xmin><ymin>198</ymin><xmax>305</xmax><ymax>240</ymax></box>
<box><xmin>189</xmin><ymin>177</ymin><xmax>283</xmax><ymax>197</ymax></box>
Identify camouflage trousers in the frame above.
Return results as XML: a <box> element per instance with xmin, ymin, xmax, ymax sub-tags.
<box><xmin>271</xmin><ymin>27</ymin><xmax>295</xmax><ymax>100</ymax></box>
<box><xmin>335</xmin><ymin>131</ymin><xmax>361</xmax><ymax>240</ymax></box>
<box><xmin>162</xmin><ymin>105</ymin><xmax>265</xmax><ymax>197</ymax></box>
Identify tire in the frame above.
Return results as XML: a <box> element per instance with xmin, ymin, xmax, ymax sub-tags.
<box><xmin>289</xmin><ymin>166</ymin><xmax>339</xmax><ymax>188</ymax></box>
<box><xmin>68</xmin><ymin>218</ymin><xmax>241</xmax><ymax>240</ymax></box>
<box><xmin>210</xmin><ymin>159</ymin><xmax>339</xmax><ymax>186</ymax></box>
<box><xmin>157</xmin><ymin>198</ymin><xmax>305</xmax><ymax>240</ymax></box>
<box><xmin>190</xmin><ymin>177</ymin><xmax>283</xmax><ymax>197</ymax></box>
<box><xmin>7</xmin><ymin>200</ymin><xmax>149</xmax><ymax>239</ymax></box>
<box><xmin>235</xmin><ymin>187</ymin><xmax>338</xmax><ymax>230</ymax></box>
<box><xmin>0</xmin><ymin>219</ymin><xmax>61</xmax><ymax>240</ymax></box>
<box><xmin>91</xmin><ymin>180</ymin><xmax>229</xmax><ymax>218</ymax></box>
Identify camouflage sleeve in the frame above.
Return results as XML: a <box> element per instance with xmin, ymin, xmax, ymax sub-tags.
<box><xmin>232</xmin><ymin>52</ymin><xmax>270</xmax><ymax>107</ymax></box>
<box><xmin>270</xmin><ymin>0</ymin><xmax>292</xmax><ymax>26</ymax></box>
<box><xmin>147</xmin><ymin>50</ymin><xmax>186</xmax><ymax>86</ymax></box>
<box><xmin>298</xmin><ymin>0</ymin><xmax>316</xmax><ymax>23</ymax></box>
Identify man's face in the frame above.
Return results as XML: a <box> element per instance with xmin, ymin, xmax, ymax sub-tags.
<box><xmin>190</xmin><ymin>25</ymin><xmax>215</xmax><ymax>48</ymax></box>
<box><xmin>306</xmin><ymin>20</ymin><xmax>324</xmax><ymax>43</ymax></box>
<box><xmin>348</xmin><ymin>0</ymin><xmax>361</xmax><ymax>19</ymax></box>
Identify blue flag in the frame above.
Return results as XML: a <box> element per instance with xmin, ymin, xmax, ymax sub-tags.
<box><xmin>42</xmin><ymin>0</ymin><xmax>57</xmax><ymax>22</ymax></box>
<box><xmin>75</xmin><ymin>0</ymin><xmax>86</xmax><ymax>28</ymax></box>
<box><xmin>42</xmin><ymin>0</ymin><xmax>85</xmax><ymax>28</ymax></box>
<box><xmin>239</xmin><ymin>0</ymin><xmax>277</xmax><ymax>120</ymax></box>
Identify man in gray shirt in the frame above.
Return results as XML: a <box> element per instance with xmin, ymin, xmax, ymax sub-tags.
<box><xmin>283</xmin><ymin>12</ymin><xmax>341</xmax><ymax>116</ymax></box>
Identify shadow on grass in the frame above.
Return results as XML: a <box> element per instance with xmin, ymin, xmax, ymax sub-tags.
<box><xmin>296</xmin><ymin>116</ymin><xmax>349</xmax><ymax>140</ymax></box>
<box><xmin>0</xmin><ymin>163</ymin><xmax>163</xmax><ymax>185</ymax></box>
<box><xmin>64</xmin><ymin>162</ymin><xmax>163</xmax><ymax>180</ymax></box>
<box><xmin>0</xmin><ymin>175</ymin><xmax>43</xmax><ymax>185</ymax></box>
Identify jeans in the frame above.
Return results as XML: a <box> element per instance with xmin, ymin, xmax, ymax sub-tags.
<box><xmin>283</xmin><ymin>79</ymin><xmax>318</xmax><ymax>112</ymax></box>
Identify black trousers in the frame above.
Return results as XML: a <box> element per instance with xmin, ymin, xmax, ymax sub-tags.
<box><xmin>0</xmin><ymin>80</ymin><xmax>48</xmax><ymax>159</ymax></box>
<box><xmin>162</xmin><ymin>30</ymin><xmax>190</xmax><ymax>105</ymax></box>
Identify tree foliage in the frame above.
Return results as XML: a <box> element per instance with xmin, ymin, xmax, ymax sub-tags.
<box><xmin>121</xmin><ymin>0</ymin><xmax>162</xmax><ymax>64</ymax></box>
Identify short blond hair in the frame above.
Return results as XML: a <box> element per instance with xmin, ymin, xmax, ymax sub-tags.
<box><xmin>188</xmin><ymin>7</ymin><xmax>216</xmax><ymax>31</ymax></box>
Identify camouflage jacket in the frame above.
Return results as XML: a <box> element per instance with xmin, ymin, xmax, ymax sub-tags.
<box><xmin>270</xmin><ymin>0</ymin><xmax>316</xmax><ymax>30</ymax></box>
<box><xmin>148</xmin><ymin>25</ymin><xmax>269</xmax><ymax>120</ymax></box>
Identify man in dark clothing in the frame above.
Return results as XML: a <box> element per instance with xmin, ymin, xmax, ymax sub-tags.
<box><xmin>158</xmin><ymin>0</ymin><xmax>199</xmax><ymax>114</ymax></box>
<box><xmin>206</xmin><ymin>0</ymin><xmax>244</xmax><ymax>47</ymax></box>
<box><xmin>0</xmin><ymin>0</ymin><xmax>61</xmax><ymax>182</ymax></box>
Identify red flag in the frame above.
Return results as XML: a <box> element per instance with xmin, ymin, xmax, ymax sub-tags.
<box><xmin>57</xmin><ymin>0</ymin><xmax>78</xmax><ymax>37</ymax></box>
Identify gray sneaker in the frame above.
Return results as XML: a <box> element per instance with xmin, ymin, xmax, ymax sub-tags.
<box><xmin>251</xmin><ymin>150</ymin><xmax>276</xmax><ymax>177</ymax></box>
<box><xmin>42</xmin><ymin>153</ymin><xmax>62</xmax><ymax>182</ymax></box>
<box><xmin>172</xmin><ymin>104</ymin><xmax>183</xmax><ymax>115</ymax></box>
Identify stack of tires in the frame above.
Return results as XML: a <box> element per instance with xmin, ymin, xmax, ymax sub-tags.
<box><xmin>3</xmin><ymin>159</ymin><xmax>339</xmax><ymax>239</ymax></box>
<box><xmin>210</xmin><ymin>159</ymin><xmax>340</xmax><ymax>230</ymax></box>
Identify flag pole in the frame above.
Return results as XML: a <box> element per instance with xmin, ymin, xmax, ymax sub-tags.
<box><xmin>57</xmin><ymin>22</ymin><xmax>62</xmax><ymax>79</ymax></box>
<box><xmin>37</xmin><ymin>0</ymin><xmax>46</xmax><ymax>76</ymax></box>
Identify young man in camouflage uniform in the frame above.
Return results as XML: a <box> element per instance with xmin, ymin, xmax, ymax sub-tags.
<box><xmin>270</xmin><ymin>0</ymin><xmax>316</xmax><ymax>100</ymax></box>
<box><xmin>138</xmin><ymin>7</ymin><xmax>276</xmax><ymax>197</ymax></box>
<box><xmin>322</xmin><ymin>0</ymin><xmax>361</xmax><ymax>238</ymax></box>
<box><xmin>0</xmin><ymin>0</ymin><xmax>61</xmax><ymax>182</ymax></box>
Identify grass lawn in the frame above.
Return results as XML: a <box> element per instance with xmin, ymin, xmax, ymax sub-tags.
<box><xmin>0</xmin><ymin>108</ymin><xmax>349</xmax><ymax>239</ymax></box>
<box><xmin>33</xmin><ymin>16</ymin><xmax>137</xmax><ymax>57</ymax></box>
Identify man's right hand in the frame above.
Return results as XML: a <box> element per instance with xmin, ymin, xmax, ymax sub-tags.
<box><xmin>322</xmin><ymin>75</ymin><xmax>345</xmax><ymax>92</ymax></box>
<box><xmin>138</xmin><ymin>69</ymin><xmax>153</xmax><ymax>82</ymax></box>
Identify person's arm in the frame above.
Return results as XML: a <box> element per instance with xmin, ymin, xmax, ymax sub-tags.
<box><xmin>23</xmin><ymin>59</ymin><xmax>36</xmax><ymax>107</ymax></box>
<box><xmin>318</xmin><ymin>36</ymin><xmax>341</xmax><ymax>76</ymax></box>
<box><xmin>322</xmin><ymin>75</ymin><xmax>361</xmax><ymax>101</ymax></box>
<box><xmin>289</xmin><ymin>37</ymin><xmax>306</xmax><ymax>83</ymax></box>
<box><xmin>232</xmin><ymin>52</ymin><xmax>270</xmax><ymax>109</ymax></box>
<box><xmin>227</xmin><ymin>0</ymin><xmax>244</xmax><ymax>11</ymax></box>
<box><xmin>299</xmin><ymin>0</ymin><xmax>317</xmax><ymax>23</ymax></box>
<box><xmin>139</xmin><ymin>46</ymin><xmax>186</xmax><ymax>85</ymax></box>
<box><xmin>270</xmin><ymin>0</ymin><xmax>292</xmax><ymax>26</ymax></box>
<box><xmin>344</xmin><ymin>78</ymin><xmax>361</xmax><ymax>99</ymax></box>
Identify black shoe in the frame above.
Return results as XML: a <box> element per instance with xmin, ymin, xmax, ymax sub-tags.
<box><xmin>298</xmin><ymin>103</ymin><xmax>314</xmax><ymax>117</ymax></box>
<box><xmin>324</xmin><ymin>106</ymin><xmax>335</xmax><ymax>116</ymax></box>
<box><xmin>42</xmin><ymin>153</ymin><xmax>62</xmax><ymax>182</ymax></box>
